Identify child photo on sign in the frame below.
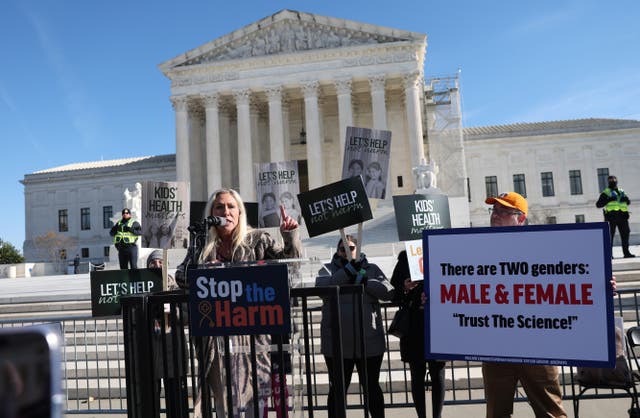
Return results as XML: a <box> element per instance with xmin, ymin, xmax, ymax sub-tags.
<box><xmin>260</xmin><ymin>192</ymin><xmax>280</xmax><ymax>227</ymax></box>
<box><xmin>365</xmin><ymin>161</ymin><xmax>386</xmax><ymax>199</ymax></box>
<box><xmin>279</xmin><ymin>191</ymin><xmax>301</xmax><ymax>224</ymax></box>
<box><xmin>347</xmin><ymin>159</ymin><xmax>364</xmax><ymax>178</ymax></box>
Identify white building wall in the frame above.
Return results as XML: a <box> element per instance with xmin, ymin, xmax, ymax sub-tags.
<box><xmin>464</xmin><ymin>122</ymin><xmax>640</xmax><ymax>244</ymax></box>
<box><xmin>21</xmin><ymin>156</ymin><xmax>176</xmax><ymax>262</ymax></box>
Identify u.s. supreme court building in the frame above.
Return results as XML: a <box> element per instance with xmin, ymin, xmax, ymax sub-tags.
<box><xmin>20</xmin><ymin>10</ymin><xmax>640</xmax><ymax>263</ymax></box>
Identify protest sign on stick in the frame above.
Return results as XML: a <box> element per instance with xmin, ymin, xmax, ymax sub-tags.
<box><xmin>141</xmin><ymin>181</ymin><xmax>190</xmax><ymax>249</ymax></box>
<box><xmin>393</xmin><ymin>194</ymin><xmax>451</xmax><ymax>241</ymax></box>
<box><xmin>90</xmin><ymin>269</ymin><xmax>163</xmax><ymax>317</ymax></box>
<box><xmin>298</xmin><ymin>177</ymin><xmax>372</xmax><ymax>238</ymax></box>
<box><xmin>341</xmin><ymin>126</ymin><xmax>392</xmax><ymax>200</ymax></box>
<box><xmin>254</xmin><ymin>161</ymin><xmax>301</xmax><ymax>228</ymax></box>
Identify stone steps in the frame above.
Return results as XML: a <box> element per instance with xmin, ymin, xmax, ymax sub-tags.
<box><xmin>2</xmin><ymin>260</ymin><xmax>640</xmax><ymax>403</ymax></box>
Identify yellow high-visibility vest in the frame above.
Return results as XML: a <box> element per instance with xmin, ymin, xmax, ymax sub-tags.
<box><xmin>113</xmin><ymin>219</ymin><xmax>138</xmax><ymax>244</ymax></box>
<box><xmin>602</xmin><ymin>187</ymin><xmax>629</xmax><ymax>213</ymax></box>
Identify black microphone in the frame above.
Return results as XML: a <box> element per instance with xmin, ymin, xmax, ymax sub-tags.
<box><xmin>204</xmin><ymin>216</ymin><xmax>227</xmax><ymax>227</ymax></box>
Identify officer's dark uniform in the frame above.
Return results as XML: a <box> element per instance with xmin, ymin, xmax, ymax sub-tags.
<box><xmin>596</xmin><ymin>176</ymin><xmax>635</xmax><ymax>258</ymax></box>
<box><xmin>110</xmin><ymin>209</ymin><xmax>142</xmax><ymax>268</ymax></box>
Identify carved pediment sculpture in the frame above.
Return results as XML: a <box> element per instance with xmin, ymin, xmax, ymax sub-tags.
<box><xmin>166</xmin><ymin>9</ymin><xmax>423</xmax><ymax>68</ymax></box>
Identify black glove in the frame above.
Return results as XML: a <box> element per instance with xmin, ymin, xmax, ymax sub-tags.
<box><xmin>349</xmin><ymin>258</ymin><xmax>362</xmax><ymax>271</ymax></box>
<box><xmin>344</xmin><ymin>258</ymin><xmax>367</xmax><ymax>284</ymax></box>
<box><xmin>344</xmin><ymin>261</ymin><xmax>358</xmax><ymax>278</ymax></box>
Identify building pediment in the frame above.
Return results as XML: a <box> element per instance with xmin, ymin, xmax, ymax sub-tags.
<box><xmin>159</xmin><ymin>9</ymin><xmax>425</xmax><ymax>72</ymax></box>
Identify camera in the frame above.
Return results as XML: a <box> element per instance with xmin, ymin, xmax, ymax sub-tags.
<box><xmin>0</xmin><ymin>324</ymin><xmax>63</xmax><ymax>418</ymax></box>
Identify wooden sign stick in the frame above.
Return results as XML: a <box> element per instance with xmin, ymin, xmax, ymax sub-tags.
<box><xmin>339</xmin><ymin>228</ymin><xmax>353</xmax><ymax>261</ymax></box>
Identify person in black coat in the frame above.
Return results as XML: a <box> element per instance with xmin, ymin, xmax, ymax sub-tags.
<box><xmin>390</xmin><ymin>250</ymin><xmax>446</xmax><ymax>418</ymax></box>
<box><xmin>596</xmin><ymin>175</ymin><xmax>635</xmax><ymax>258</ymax></box>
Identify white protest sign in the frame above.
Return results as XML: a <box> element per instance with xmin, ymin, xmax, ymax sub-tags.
<box><xmin>254</xmin><ymin>161</ymin><xmax>301</xmax><ymax>227</ymax></box>
<box><xmin>423</xmin><ymin>222</ymin><xmax>615</xmax><ymax>368</ymax></box>
<box><xmin>404</xmin><ymin>239</ymin><xmax>424</xmax><ymax>281</ymax></box>
<box><xmin>141</xmin><ymin>181</ymin><xmax>189</xmax><ymax>249</ymax></box>
<box><xmin>341</xmin><ymin>126</ymin><xmax>392</xmax><ymax>199</ymax></box>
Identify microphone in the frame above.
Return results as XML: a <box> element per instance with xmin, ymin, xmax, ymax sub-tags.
<box><xmin>204</xmin><ymin>216</ymin><xmax>227</xmax><ymax>227</ymax></box>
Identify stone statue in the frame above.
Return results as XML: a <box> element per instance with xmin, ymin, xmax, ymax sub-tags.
<box><xmin>413</xmin><ymin>159</ymin><xmax>443</xmax><ymax>194</ymax></box>
<box><xmin>124</xmin><ymin>182</ymin><xmax>143</xmax><ymax>221</ymax></box>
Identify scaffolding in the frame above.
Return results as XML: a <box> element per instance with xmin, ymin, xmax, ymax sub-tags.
<box><xmin>424</xmin><ymin>74</ymin><xmax>468</xmax><ymax>199</ymax></box>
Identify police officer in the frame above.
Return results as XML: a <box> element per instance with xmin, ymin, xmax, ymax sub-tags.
<box><xmin>110</xmin><ymin>208</ymin><xmax>142</xmax><ymax>268</ymax></box>
<box><xmin>596</xmin><ymin>175</ymin><xmax>635</xmax><ymax>258</ymax></box>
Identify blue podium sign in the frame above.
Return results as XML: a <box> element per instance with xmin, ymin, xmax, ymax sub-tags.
<box><xmin>188</xmin><ymin>264</ymin><xmax>291</xmax><ymax>336</ymax></box>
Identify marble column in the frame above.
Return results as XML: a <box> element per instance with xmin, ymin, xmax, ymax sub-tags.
<box><xmin>404</xmin><ymin>72</ymin><xmax>426</xmax><ymax>168</ymax></box>
<box><xmin>266</xmin><ymin>85</ymin><xmax>286</xmax><ymax>162</ymax></box>
<box><xmin>302</xmin><ymin>81</ymin><xmax>323</xmax><ymax>189</ymax></box>
<box><xmin>171</xmin><ymin>96</ymin><xmax>190</xmax><ymax>184</ymax></box>
<box><xmin>188</xmin><ymin>102</ymin><xmax>206</xmax><ymax>201</ymax></box>
<box><xmin>335</xmin><ymin>78</ymin><xmax>353</xmax><ymax>160</ymax></box>
<box><xmin>250</xmin><ymin>101</ymin><xmax>261</xmax><ymax>162</ymax></box>
<box><xmin>282</xmin><ymin>98</ymin><xmax>291</xmax><ymax>159</ymax></box>
<box><xmin>369</xmin><ymin>74</ymin><xmax>388</xmax><ymax>130</ymax></box>
<box><xmin>203</xmin><ymin>93</ymin><xmax>222</xmax><ymax>197</ymax></box>
<box><xmin>218</xmin><ymin>106</ymin><xmax>233</xmax><ymax>189</ymax></box>
<box><xmin>234</xmin><ymin>89</ymin><xmax>255</xmax><ymax>200</ymax></box>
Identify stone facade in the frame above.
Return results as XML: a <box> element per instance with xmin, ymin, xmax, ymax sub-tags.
<box><xmin>158</xmin><ymin>9</ymin><xmax>435</xmax><ymax>203</ymax></box>
<box><xmin>20</xmin><ymin>12</ymin><xmax>640</xmax><ymax>262</ymax></box>
<box><xmin>464</xmin><ymin>118</ymin><xmax>640</xmax><ymax>244</ymax></box>
<box><xmin>21</xmin><ymin>118</ymin><xmax>640</xmax><ymax>262</ymax></box>
<box><xmin>21</xmin><ymin>155</ymin><xmax>176</xmax><ymax>262</ymax></box>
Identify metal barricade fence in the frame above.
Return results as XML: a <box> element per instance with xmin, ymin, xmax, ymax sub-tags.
<box><xmin>121</xmin><ymin>280</ymin><xmax>367</xmax><ymax>418</ymax></box>
<box><xmin>0</xmin><ymin>315</ymin><xmax>129</xmax><ymax>414</ymax></box>
<box><xmin>3</xmin><ymin>283</ymin><xmax>640</xmax><ymax>415</ymax></box>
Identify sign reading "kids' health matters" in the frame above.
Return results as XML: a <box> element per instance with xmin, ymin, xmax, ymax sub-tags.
<box><xmin>188</xmin><ymin>264</ymin><xmax>291</xmax><ymax>336</ymax></box>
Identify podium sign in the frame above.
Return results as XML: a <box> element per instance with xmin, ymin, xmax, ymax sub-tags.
<box><xmin>189</xmin><ymin>264</ymin><xmax>291</xmax><ymax>336</ymax></box>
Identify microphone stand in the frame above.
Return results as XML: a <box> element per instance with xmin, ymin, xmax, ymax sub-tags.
<box><xmin>184</xmin><ymin>219</ymin><xmax>208</xmax><ymax>275</ymax></box>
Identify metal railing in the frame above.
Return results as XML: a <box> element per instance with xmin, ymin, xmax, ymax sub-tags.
<box><xmin>2</xmin><ymin>288</ymin><xmax>640</xmax><ymax>415</ymax></box>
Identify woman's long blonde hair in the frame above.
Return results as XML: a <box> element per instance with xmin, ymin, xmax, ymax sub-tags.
<box><xmin>198</xmin><ymin>188</ymin><xmax>250</xmax><ymax>262</ymax></box>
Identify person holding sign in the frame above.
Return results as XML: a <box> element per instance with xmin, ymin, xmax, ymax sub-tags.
<box><xmin>175</xmin><ymin>188</ymin><xmax>301</xmax><ymax>418</ymax></box>
<box><xmin>316</xmin><ymin>235</ymin><xmax>394</xmax><ymax>418</ymax></box>
<box><xmin>482</xmin><ymin>192</ymin><xmax>568</xmax><ymax>418</ymax></box>
<box><xmin>147</xmin><ymin>250</ymin><xmax>187</xmax><ymax>417</ymax></box>
<box><xmin>390</xmin><ymin>250</ymin><xmax>446</xmax><ymax>418</ymax></box>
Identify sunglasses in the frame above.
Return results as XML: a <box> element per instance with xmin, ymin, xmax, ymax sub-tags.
<box><xmin>338</xmin><ymin>245</ymin><xmax>356</xmax><ymax>252</ymax></box>
<box><xmin>123</xmin><ymin>212</ymin><xmax>130</xmax><ymax>215</ymax></box>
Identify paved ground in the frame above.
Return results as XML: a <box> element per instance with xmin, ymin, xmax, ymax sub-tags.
<box><xmin>68</xmin><ymin>397</ymin><xmax>633</xmax><ymax>417</ymax></box>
